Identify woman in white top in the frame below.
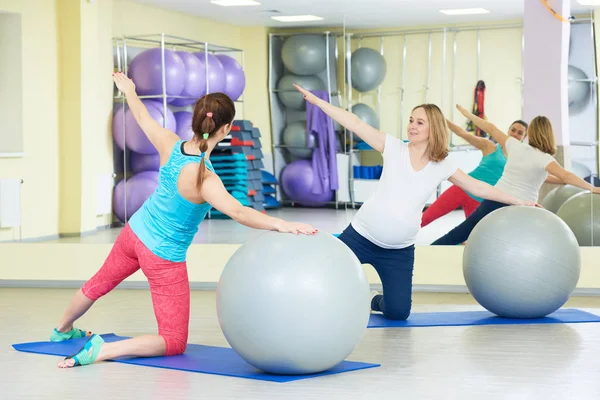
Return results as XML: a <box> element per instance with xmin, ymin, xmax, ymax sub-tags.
<box><xmin>432</xmin><ymin>105</ymin><xmax>600</xmax><ymax>246</ymax></box>
<box><xmin>294</xmin><ymin>84</ymin><xmax>537</xmax><ymax>320</ymax></box>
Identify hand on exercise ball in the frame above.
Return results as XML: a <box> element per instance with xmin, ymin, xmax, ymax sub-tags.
<box><xmin>274</xmin><ymin>220</ymin><xmax>319</xmax><ymax>235</ymax></box>
<box><xmin>113</xmin><ymin>72</ymin><xmax>136</xmax><ymax>95</ymax></box>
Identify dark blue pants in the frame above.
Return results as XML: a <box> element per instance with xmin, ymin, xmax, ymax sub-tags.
<box><xmin>431</xmin><ymin>200</ymin><xmax>509</xmax><ymax>245</ymax></box>
<box><xmin>337</xmin><ymin>224</ymin><xmax>415</xmax><ymax>320</ymax></box>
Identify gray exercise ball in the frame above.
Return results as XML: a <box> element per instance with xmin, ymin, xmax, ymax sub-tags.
<box><xmin>277</xmin><ymin>74</ymin><xmax>326</xmax><ymax>111</ymax></box>
<box><xmin>281</xmin><ymin>35</ymin><xmax>327</xmax><ymax>76</ymax></box>
<box><xmin>352</xmin><ymin>103</ymin><xmax>379</xmax><ymax>129</ymax></box>
<box><xmin>350</xmin><ymin>47</ymin><xmax>387</xmax><ymax>93</ymax></box>
<box><xmin>463</xmin><ymin>206</ymin><xmax>580</xmax><ymax>319</ymax></box>
<box><xmin>557</xmin><ymin>192</ymin><xmax>600</xmax><ymax>246</ymax></box>
<box><xmin>216</xmin><ymin>231</ymin><xmax>370</xmax><ymax>375</ymax></box>
<box><xmin>568</xmin><ymin>65</ymin><xmax>592</xmax><ymax>115</ymax></box>
<box><xmin>282</xmin><ymin>120</ymin><xmax>315</xmax><ymax>159</ymax></box>
<box><xmin>541</xmin><ymin>184</ymin><xmax>586</xmax><ymax>213</ymax></box>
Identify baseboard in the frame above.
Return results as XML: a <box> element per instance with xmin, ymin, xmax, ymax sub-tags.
<box><xmin>3</xmin><ymin>280</ymin><xmax>600</xmax><ymax>297</ymax></box>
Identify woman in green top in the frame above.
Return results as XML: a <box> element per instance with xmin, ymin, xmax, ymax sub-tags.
<box><xmin>421</xmin><ymin>119</ymin><xmax>528</xmax><ymax>227</ymax></box>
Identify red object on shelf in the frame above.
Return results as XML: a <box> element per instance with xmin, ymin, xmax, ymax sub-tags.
<box><xmin>231</xmin><ymin>138</ymin><xmax>254</xmax><ymax>146</ymax></box>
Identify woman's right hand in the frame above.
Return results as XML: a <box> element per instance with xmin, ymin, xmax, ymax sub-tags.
<box><xmin>276</xmin><ymin>220</ymin><xmax>319</xmax><ymax>235</ymax></box>
<box><xmin>293</xmin><ymin>83</ymin><xmax>321</xmax><ymax>106</ymax></box>
<box><xmin>456</xmin><ymin>104</ymin><xmax>470</xmax><ymax>117</ymax></box>
<box><xmin>112</xmin><ymin>72</ymin><xmax>136</xmax><ymax>95</ymax></box>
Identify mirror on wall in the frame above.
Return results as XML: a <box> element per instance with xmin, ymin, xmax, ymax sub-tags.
<box><xmin>6</xmin><ymin>3</ymin><xmax>596</xmax><ymax>248</ymax></box>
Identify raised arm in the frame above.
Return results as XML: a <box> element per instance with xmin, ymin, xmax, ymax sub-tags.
<box><xmin>446</xmin><ymin>119</ymin><xmax>496</xmax><ymax>155</ymax></box>
<box><xmin>456</xmin><ymin>104</ymin><xmax>509</xmax><ymax>147</ymax></box>
<box><xmin>200</xmin><ymin>173</ymin><xmax>319</xmax><ymax>234</ymax></box>
<box><xmin>294</xmin><ymin>83</ymin><xmax>386</xmax><ymax>153</ymax></box>
<box><xmin>448</xmin><ymin>169</ymin><xmax>540</xmax><ymax>206</ymax></box>
<box><xmin>546</xmin><ymin>162</ymin><xmax>600</xmax><ymax>194</ymax></box>
<box><xmin>113</xmin><ymin>72</ymin><xmax>180</xmax><ymax>159</ymax></box>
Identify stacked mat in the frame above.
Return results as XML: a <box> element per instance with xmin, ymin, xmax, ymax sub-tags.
<box><xmin>209</xmin><ymin>120</ymin><xmax>265</xmax><ymax>218</ymax></box>
<box><xmin>261</xmin><ymin>170</ymin><xmax>281</xmax><ymax>209</ymax></box>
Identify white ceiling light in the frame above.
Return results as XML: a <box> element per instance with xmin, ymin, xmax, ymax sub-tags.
<box><xmin>576</xmin><ymin>0</ymin><xmax>600</xmax><ymax>5</ymax></box>
<box><xmin>210</xmin><ymin>0</ymin><xmax>261</xmax><ymax>6</ymax></box>
<box><xmin>271</xmin><ymin>15</ymin><xmax>324</xmax><ymax>22</ymax></box>
<box><xmin>439</xmin><ymin>8</ymin><xmax>491</xmax><ymax>16</ymax></box>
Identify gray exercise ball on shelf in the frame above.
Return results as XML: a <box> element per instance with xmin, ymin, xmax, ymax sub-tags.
<box><xmin>350</xmin><ymin>103</ymin><xmax>379</xmax><ymax>143</ymax></box>
<box><xmin>282</xmin><ymin>120</ymin><xmax>315</xmax><ymax>159</ymax></box>
<box><xmin>350</xmin><ymin>47</ymin><xmax>387</xmax><ymax>93</ymax></box>
<box><xmin>276</xmin><ymin>74</ymin><xmax>326</xmax><ymax>111</ymax></box>
<box><xmin>568</xmin><ymin>65</ymin><xmax>592</xmax><ymax>115</ymax></box>
<box><xmin>281</xmin><ymin>35</ymin><xmax>327</xmax><ymax>76</ymax></box>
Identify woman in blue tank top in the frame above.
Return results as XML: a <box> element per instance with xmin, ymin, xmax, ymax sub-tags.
<box><xmin>421</xmin><ymin>119</ymin><xmax>528</xmax><ymax>227</ymax></box>
<box><xmin>51</xmin><ymin>72</ymin><xmax>317</xmax><ymax>369</ymax></box>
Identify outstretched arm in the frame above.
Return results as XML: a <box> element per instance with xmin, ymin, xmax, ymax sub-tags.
<box><xmin>448</xmin><ymin>169</ymin><xmax>540</xmax><ymax>206</ymax></box>
<box><xmin>200</xmin><ymin>174</ymin><xmax>319</xmax><ymax>234</ymax></box>
<box><xmin>294</xmin><ymin>83</ymin><xmax>386</xmax><ymax>153</ymax></box>
<box><xmin>113</xmin><ymin>72</ymin><xmax>180</xmax><ymax>158</ymax></box>
<box><xmin>455</xmin><ymin>104</ymin><xmax>509</xmax><ymax>147</ymax></box>
<box><xmin>446</xmin><ymin>119</ymin><xmax>496</xmax><ymax>155</ymax></box>
<box><xmin>545</xmin><ymin>174</ymin><xmax>564</xmax><ymax>185</ymax></box>
<box><xmin>546</xmin><ymin>161</ymin><xmax>600</xmax><ymax>194</ymax></box>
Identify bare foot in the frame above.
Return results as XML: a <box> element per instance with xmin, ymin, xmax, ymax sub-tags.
<box><xmin>57</xmin><ymin>358</ymin><xmax>77</xmax><ymax>368</ymax></box>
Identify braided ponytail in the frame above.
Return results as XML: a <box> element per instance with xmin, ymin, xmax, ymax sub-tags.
<box><xmin>191</xmin><ymin>93</ymin><xmax>236</xmax><ymax>190</ymax></box>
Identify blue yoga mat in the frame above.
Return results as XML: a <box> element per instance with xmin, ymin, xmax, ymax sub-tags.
<box><xmin>12</xmin><ymin>334</ymin><xmax>379</xmax><ymax>382</ymax></box>
<box><xmin>368</xmin><ymin>308</ymin><xmax>600</xmax><ymax>328</ymax></box>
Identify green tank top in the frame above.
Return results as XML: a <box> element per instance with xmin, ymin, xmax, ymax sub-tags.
<box><xmin>466</xmin><ymin>144</ymin><xmax>507</xmax><ymax>202</ymax></box>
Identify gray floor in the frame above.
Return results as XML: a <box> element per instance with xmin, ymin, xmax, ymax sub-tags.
<box><xmin>45</xmin><ymin>208</ymin><xmax>466</xmax><ymax>245</ymax></box>
<box><xmin>3</xmin><ymin>288</ymin><xmax>600</xmax><ymax>399</ymax></box>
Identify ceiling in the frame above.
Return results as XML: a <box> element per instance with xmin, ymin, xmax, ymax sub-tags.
<box><xmin>126</xmin><ymin>0</ymin><xmax>595</xmax><ymax>29</ymax></box>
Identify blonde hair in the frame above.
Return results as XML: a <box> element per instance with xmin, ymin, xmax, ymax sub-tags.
<box><xmin>412</xmin><ymin>104</ymin><xmax>449</xmax><ymax>162</ymax></box>
<box><xmin>527</xmin><ymin>116</ymin><xmax>556</xmax><ymax>155</ymax></box>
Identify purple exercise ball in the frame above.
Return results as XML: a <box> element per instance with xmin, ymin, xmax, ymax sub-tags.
<box><xmin>193</xmin><ymin>52</ymin><xmax>226</xmax><ymax>94</ymax></box>
<box><xmin>128</xmin><ymin>48</ymin><xmax>186</xmax><ymax>102</ymax></box>
<box><xmin>113</xmin><ymin>100</ymin><xmax>177</xmax><ymax>155</ymax></box>
<box><xmin>130</xmin><ymin>151</ymin><xmax>160</xmax><ymax>173</ymax></box>
<box><xmin>281</xmin><ymin>159</ymin><xmax>334</xmax><ymax>206</ymax></box>
<box><xmin>170</xmin><ymin>51</ymin><xmax>207</xmax><ymax>107</ymax></box>
<box><xmin>215</xmin><ymin>54</ymin><xmax>246</xmax><ymax>101</ymax></box>
<box><xmin>113</xmin><ymin>171</ymin><xmax>160</xmax><ymax>223</ymax></box>
<box><xmin>174</xmin><ymin>111</ymin><xmax>194</xmax><ymax>141</ymax></box>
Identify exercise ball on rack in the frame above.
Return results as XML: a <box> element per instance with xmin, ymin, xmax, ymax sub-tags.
<box><xmin>282</xmin><ymin>120</ymin><xmax>315</xmax><ymax>159</ymax></box>
<box><xmin>352</xmin><ymin>103</ymin><xmax>379</xmax><ymax>129</ymax></box>
<box><xmin>128</xmin><ymin>48</ymin><xmax>186</xmax><ymax>102</ymax></box>
<box><xmin>113</xmin><ymin>100</ymin><xmax>177</xmax><ymax>154</ymax></box>
<box><xmin>276</xmin><ymin>74</ymin><xmax>326</xmax><ymax>111</ymax></box>
<box><xmin>281</xmin><ymin>34</ymin><xmax>327</xmax><ymax>76</ymax></box>
<box><xmin>193</xmin><ymin>52</ymin><xmax>226</xmax><ymax>94</ymax></box>
<box><xmin>350</xmin><ymin>47</ymin><xmax>387</xmax><ymax>93</ymax></box>
<box><xmin>130</xmin><ymin>151</ymin><xmax>160</xmax><ymax>174</ymax></box>
<box><xmin>280</xmin><ymin>159</ymin><xmax>334</xmax><ymax>206</ymax></box>
<box><xmin>215</xmin><ymin>54</ymin><xmax>246</xmax><ymax>101</ymax></box>
<box><xmin>113</xmin><ymin>171</ymin><xmax>160</xmax><ymax>223</ymax></box>
<box><xmin>174</xmin><ymin>111</ymin><xmax>194</xmax><ymax>141</ymax></box>
<box><xmin>557</xmin><ymin>192</ymin><xmax>600</xmax><ymax>246</ymax></box>
<box><xmin>568</xmin><ymin>65</ymin><xmax>592</xmax><ymax>115</ymax></box>
<box><xmin>170</xmin><ymin>51</ymin><xmax>207</xmax><ymax>107</ymax></box>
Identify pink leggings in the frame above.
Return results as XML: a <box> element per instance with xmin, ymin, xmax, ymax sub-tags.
<box><xmin>421</xmin><ymin>185</ymin><xmax>481</xmax><ymax>228</ymax></box>
<box><xmin>82</xmin><ymin>224</ymin><xmax>189</xmax><ymax>356</ymax></box>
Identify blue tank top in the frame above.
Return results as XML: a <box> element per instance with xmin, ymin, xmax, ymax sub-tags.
<box><xmin>466</xmin><ymin>144</ymin><xmax>507</xmax><ymax>202</ymax></box>
<box><xmin>128</xmin><ymin>140</ymin><xmax>214</xmax><ymax>262</ymax></box>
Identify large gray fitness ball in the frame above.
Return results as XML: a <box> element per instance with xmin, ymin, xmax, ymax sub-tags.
<box><xmin>350</xmin><ymin>47</ymin><xmax>387</xmax><ymax>93</ymax></box>
<box><xmin>541</xmin><ymin>184</ymin><xmax>586</xmax><ymax>213</ymax></box>
<box><xmin>568</xmin><ymin>65</ymin><xmax>592</xmax><ymax>115</ymax></box>
<box><xmin>557</xmin><ymin>192</ymin><xmax>600</xmax><ymax>246</ymax></box>
<box><xmin>281</xmin><ymin>34</ymin><xmax>327</xmax><ymax>76</ymax></box>
<box><xmin>282</xmin><ymin>120</ymin><xmax>315</xmax><ymax>159</ymax></box>
<box><xmin>277</xmin><ymin>74</ymin><xmax>326</xmax><ymax>111</ymax></box>
<box><xmin>216</xmin><ymin>231</ymin><xmax>370</xmax><ymax>375</ymax></box>
<box><xmin>463</xmin><ymin>206</ymin><xmax>580</xmax><ymax>319</ymax></box>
